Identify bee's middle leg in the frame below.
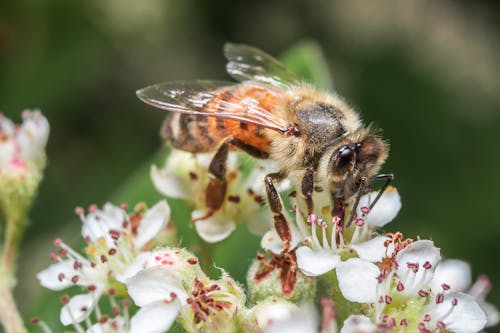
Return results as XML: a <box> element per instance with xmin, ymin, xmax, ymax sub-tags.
<box><xmin>301</xmin><ymin>167</ymin><xmax>316</xmax><ymax>215</ymax></box>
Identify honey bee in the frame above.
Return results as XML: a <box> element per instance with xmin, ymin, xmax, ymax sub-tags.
<box><xmin>137</xmin><ymin>43</ymin><xmax>392</xmax><ymax>243</ymax></box>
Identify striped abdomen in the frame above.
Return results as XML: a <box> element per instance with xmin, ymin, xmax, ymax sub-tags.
<box><xmin>161</xmin><ymin>85</ymin><xmax>278</xmax><ymax>156</ymax></box>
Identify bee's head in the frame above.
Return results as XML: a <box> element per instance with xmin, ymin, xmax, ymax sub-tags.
<box><xmin>325</xmin><ymin>131</ymin><xmax>388</xmax><ymax>198</ymax></box>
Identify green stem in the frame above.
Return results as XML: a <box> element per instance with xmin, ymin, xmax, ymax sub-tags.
<box><xmin>0</xmin><ymin>215</ymin><xmax>28</xmax><ymax>333</ymax></box>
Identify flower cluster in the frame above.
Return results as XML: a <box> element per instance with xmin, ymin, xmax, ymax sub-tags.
<box><xmin>37</xmin><ymin>201</ymin><xmax>171</xmax><ymax>331</ymax></box>
<box><xmin>35</xmin><ymin>148</ymin><xmax>498</xmax><ymax>333</ymax></box>
<box><xmin>0</xmin><ymin>110</ymin><xmax>49</xmax><ymax>220</ymax></box>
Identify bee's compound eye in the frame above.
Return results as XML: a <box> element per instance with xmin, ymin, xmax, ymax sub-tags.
<box><xmin>337</xmin><ymin>145</ymin><xmax>354</xmax><ymax>168</ymax></box>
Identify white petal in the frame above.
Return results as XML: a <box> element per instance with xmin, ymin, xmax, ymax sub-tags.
<box><xmin>129</xmin><ymin>299</ymin><xmax>181</xmax><ymax>333</ymax></box>
<box><xmin>261</xmin><ymin>230</ymin><xmax>286</xmax><ymax>255</ymax></box>
<box><xmin>193</xmin><ymin>210</ymin><xmax>236</xmax><ymax>243</ymax></box>
<box><xmin>296</xmin><ymin>246</ymin><xmax>340</xmax><ymax>276</ymax></box>
<box><xmin>431</xmin><ymin>259</ymin><xmax>471</xmax><ymax>292</ymax></box>
<box><xmin>151</xmin><ymin>164</ymin><xmax>190</xmax><ymax>199</ymax></box>
<box><xmin>351</xmin><ymin>236</ymin><xmax>394</xmax><ymax>262</ymax></box>
<box><xmin>265</xmin><ymin>303</ymin><xmax>318</xmax><ymax>333</ymax></box>
<box><xmin>336</xmin><ymin>258</ymin><xmax>380</xmax><ymax>303</ymax></box>
<box><xmin>135</xmin><ymin>200</ymin><xmax>170</xmax><ymax>248</ymax></box>
<box><xmin>60</xmin><ymin>293</ymin><xmax>99</xmax><ymax>325</ymax></box>
<box><xmin>86</xmin><ymin>316</ymin><xmax>127</xmax><ymax>333</ymax></box>
<box><xmin>396</xmin><ymin>240</ymin><xmax>441</xmax><ymax>295</ymax></box>
<box><xmin>81</xmin><ymin>204</ymin><xmax>126</xmax><ymax>246</ymax></box>
<box><xmin>36</xmin><ymin>260</ymin><xmax>76</xmax><ymax>291</ymax></box>
<box><xmin>357</xmin><ymin>187</ymin><xmax>401</xmax><ymax>227</ymax></box>
<box><xmin>431</xmin><ymin>292</ymin><xmax>486</xmax><ymax>333</ymax></box>
<box><xmin>341</xmin><ymin>315</ymin><xmax>376</xmax><ymax>333</ymax></box>
<box><xmin>481</xmin><ymin>301</ymin><xmax>500</xmax><ymax>327</ymax></box>
<box><xmin>126</xmin><ymin>267</ymin><xmax>187</xmax><ymax>307</ymax></box>
<box><xmin>115</xmin><ymin>251</ymin><xmax>151</xmax><ymax>283</ymax></box>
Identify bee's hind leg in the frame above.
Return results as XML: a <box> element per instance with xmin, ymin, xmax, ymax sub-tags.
<box><xmin>193</xmin><ymin>139</ymin><xmax>232</xmax><ymax>223</ymax></box>
<box><xmin>265</xmin><ymin>173</ymin><xmax>292</xmax><ymax>251</ymax></box>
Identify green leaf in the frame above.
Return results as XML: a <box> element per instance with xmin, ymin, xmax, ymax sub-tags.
<box><xmin>279</xmin><ymin>39</ymin><xmax>333</xmax><ymax>90</ymax></box>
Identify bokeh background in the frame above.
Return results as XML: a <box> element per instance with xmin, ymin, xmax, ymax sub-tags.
<box><xmin>1</xmin><ymin>0</ymin><xmax>499</xmax><ymax>331</ymax></box>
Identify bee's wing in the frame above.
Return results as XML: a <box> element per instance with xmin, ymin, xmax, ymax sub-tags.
<box><xmin>137</xmin><ymin>80</ymin><xmax>290</xmax><ymax>132</ymax></box>
<box><xmin>224</xmin><ymin>43</ymin><xmax>299</xmax><ymax>89</ymax></box>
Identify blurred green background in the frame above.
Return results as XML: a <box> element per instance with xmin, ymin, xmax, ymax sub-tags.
<box><xmin>1</xmin><ymin>0</ymin><xmax>499</xmax><ymax>331</ymax></box>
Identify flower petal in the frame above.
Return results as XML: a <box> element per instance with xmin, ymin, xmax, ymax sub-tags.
<box><xmin>193</xmin><ymin>210</ymin><xmax>236</xmax><ymax>243</ymax></box>
<box><xmin>296</xmin><ymin>246</ymin><xmax>340</xmax><ymax>276</ymax></box>
<box><xmin>81</xmin><ymin>203</ymin><xmax>126</xmax><ymax>246</ymax></box>
<box><xmin>36</xmin><ymin>260</ymin><xmax>76</xmax><ymax>291</ymax></box>
<box><xmin>265</xmin><ymin>303</ymin><xmax>318</xmax><ymax>333</ymax></box>
<box><xmin>135</xmin><ymin>200</ymin><xmax>170</xmax><ymax>248</ymax></box>
<box><xmin>261</xmin><ymin>230</ymin><xmax>286</xmax><ymax>255</ymax></box>
<box><xmin>351</xmin><ymin>236</ymin><xmax>394</xmax><ymax>263</ymax></box>
<box><xmin>430</xmin><ymin>292</ymin><xmax>487</xmax><ymax>333</ymax></box>
<box><xmin>115</xmin><ymin>251</ymin><xmax>151</xmax><ymax>283</ymax></box>
<box><xmin>126</xmin><ymin>266</ymin><xmax>187</xmax><ymax>307</ymax></box>
<box><xmin>357</xmin><ymin>187</ymin><xmax>401</xmax><ymax>227</ymax></box>
<box><xmin>431</xmin><ymin>259</ymin><xmax>471</xmax><ymax>292</ymax></box>
<box><xmin>151</xmin><ymin>164</ymin><xmax>190</xmax><ymax>199</ymax></box>
<box><xmin>395</xmin><ymin>240</ymin><xmax>441</xmax><ymax>295</ymax></box>
<box><xmin>60</xmin><ymin>293</ymin><xmax>99</xmax><ymax>325</ymax></box>
<box><xmin>336</xmin><ymin>258</ymin><xmax>380</xmax><ymax>303</ymax></box>
<box><xmin>341</xmin><ymin>315</ymin><xmax>376</xmax><ymax>333</ymax></box>
<box><xmin>129</xmin><ymin>299</ymin><xmax>182</xmax><ymax>333</ymax></box>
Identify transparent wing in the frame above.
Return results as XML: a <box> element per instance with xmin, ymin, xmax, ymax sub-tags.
<box><xmin>224</xmin><ymin>43</ymin><xmax>300</xmax><ymax>89</ymax></box>
<box><xmin>137</xmin><ymin>80</ymin><xmax>290</xmax><ymax>132</ymax></box>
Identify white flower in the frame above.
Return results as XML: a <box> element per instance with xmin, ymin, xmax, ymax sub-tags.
<box><xmin>263</xmin><ymin>303</ymin><xmax>318</xmax><ymax>333</ymax></box>
<box><xmin>152</xmin><ymin>149</ymin><xmax>284</xmax><ymax>243</ymax></box>
<box><xmin>126</xmin><ymin>248</ymin><xmax>246</xmax><ymax>333</ymax></box>
<box><xmin>340</xmin><ymin>315</ymin><xmax>377</xmax><ymax>333</ymax></box>
<box><xmin>294</xmin><ymin>188</ymin><xmax>402</xmax><ymax>277</ymax></box>
<box><xmin>37</xmin><ymin>201</ymin><xmax>171</xmax><ymax>326</ymax></box>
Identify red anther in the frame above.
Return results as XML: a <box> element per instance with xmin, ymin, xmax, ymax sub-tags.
<box><xmin>80</xmin><ymin>306</ymin><xmax>88</xmax><ymax>313</ymax></box>
<box><xmin>423</xmin><ymin>261</ymin><xmax>432</xmax><ymax>269</ymax></box>
<box><xmin>307</xmin><ymin>214</ymin><xmax>318</xmax><ymax>225</ymax></box>
<box><xmin>50</xmin><ymin>252</ymin><xmax>58</xmax><ymax>261</ymax></box>
<box><xmin>332</xmin><ymin>215</ymin><xmax>341</xmax><ymax>225</ymax></box>
<box><xmin>227</xmin><ymin>195</ymin><xmax>240</xmax><ymax>203</ymax></box>
<box><xmin>288</xmin><ymin>191</ymin><xmax>297</xmax><ymax>198</ymax></box>
<box><xmin>31</xmin><ymin>317</ymin><xmax>40</xmax><ymax>324</ymax></box>
<box><xmin>58</xmin><ymin>273</ymin><xmax>65</xmax><ymax>282</ymax></box>
<box><xmin>378</xmin><ymin>296</ymin><xmax>384</xmax><ymax>303</ymax></box>
<box><xmin>353</xmin><ymin>216</ymin><xmax>364</xmax><ymax>227</ymax></box>
<box><xmin>187</xmin><ymin>258</ymin><xmax>198</xmax><ymax>265</ymax></box>
<box><xmin>84</xmin><ymin>236</ymin><xmax>91</xmax><ymax>244</ymax></box>
<box><xmin>436</xmin><ymin>321</ymin><xmax>446</xmax><ymax>329</ymax></box>
<box><xmin>60</xmin><ymin>295</ymin><xmax>70</xmax><ymax>304</ymax></box>
<box><xmin>385</xmin><ymin>295</ymin><xmax>392</xmax><ymax>304</ymax></box>
<box><xmin>108</xmin><ymin>288</ymin><xmax>116</xmax><ymax>295</ymax></box>
<box><xmin>87</xmin><ymin>285</ymin><xmax>97</xmax><ymax>292</ymax></box>
<box><xmin>53</xmin><ymin>238</ymin><xmax>62</xmax><ymax>247</ymax></box>
<box><xmin>407</xmin><ymin>262</ymin><xmax>419</xmax><ymax>273</ymax></box>
<box><xmin>120</xmin><ymin>203</ymin><xmax>128</xmax><ymax>210</ymax></box>
<box><xmin>441</xmin><ymin>283</ymin><xmax>451</xmax><ymax>291</ymax></box>
<box><xmin>112</xmin><ymin>306</ymin><xmax>120</xmax><ymax>316</ymax></box>
<box><xmin>122</xmin><ymin>299</ymin><xmax>130</xmax><ymax>308</ymax></box>
<box><xmin>389</xmin><ymin>317</ymin><xmax>396</xmax><ymax>327</ymax></box>
<box><xmin>360</xmin><ymin>206</ymin><xmax>370</xmax><ymax>215</ymax></box>
<box><xmin>381</xmin><ymin>314</ymin><xmax>388</xmax><ymax>322</ymax></box>
<box><xmin>74</xmin><ymin>206</ymin><xmax>85</xmax><ymax>215</ymax></box>
<box><xmin>99</xmin><ymin>316</ymin><xmax>109</xmax><ymax>324</ymax></box>
<box><xmin>400</xmin><ymin>318</ymin><xmax>408</xmax><ymax>326</ymax></box>
<box><xmin>108</xmin><ymin>248</ymin><xmax>117</xmax><ymax>255</ymax></box>
<box><xmin>397</xmin><ymin>281</ymin><xmax>405</xmax><ymax>291</ymax></box>
<box><xmin>88</xmin><ymin>204</ymin><xmax>98</xmax><ymax>212</ymax></box>
<box><xmin>256</xmin><ymin>253</ymin><xmax>266</xmax><ymax>260</ymax></box>
<box><xmin>59</xmin><ymin>248</ymin><xmax>68</xmax><ymax>257</ymax></box>
<box><xmin>418</xmin><ymin>290</ymin><xmax>429</xmax><ymax>298</ymax></box>
<box><xmin>452</xmin><ymin>298</ymin><xmax>458</xmax><ymax>306</ymax></box>
<box><xmin>109</xmin><ymin>230</ymin><xmax>120</xmax><ymax>240</ymax></box>
<box><xmin>101</xmin><ymin>255</ymin><xmax>108</xmax><ymax>263</ymax></box>
<box><xmin>188</xmin><ymin>172</ymin><xmax>198</xmax><ymax>180</ymax></box>
<box><xmin>71</xmin><ymin>275</ymin><xmax>79</xmax><ymax>284</ymax></box>
<box><xmin>423</xmin><ymin>314</ymin><xmax>431</xmax><ymax>322</ymax></box>
<box><xmin>436</xmin><ymin>293</ymin><xmax>444</xmax><ymax>304</ymax></box>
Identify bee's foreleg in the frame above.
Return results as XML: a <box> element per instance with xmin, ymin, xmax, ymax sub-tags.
<box><xmin>301</xmin><ymin>167</ymin><xmax>316</xmax><ymax>215</ymax></box>
<box><xmin>345</xmin><ymin>176</ymin><xmax>367</xmax><ymax>228</ymax></box>
<box><xmin>366</xmin><ymin>173</ymin><xmax>394</xmax><ymax>212</ymax></box>
<box><xmin>265</xmin><ymin>173</ymin><xmax>292</xmax><ymax>250</ymax></box>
